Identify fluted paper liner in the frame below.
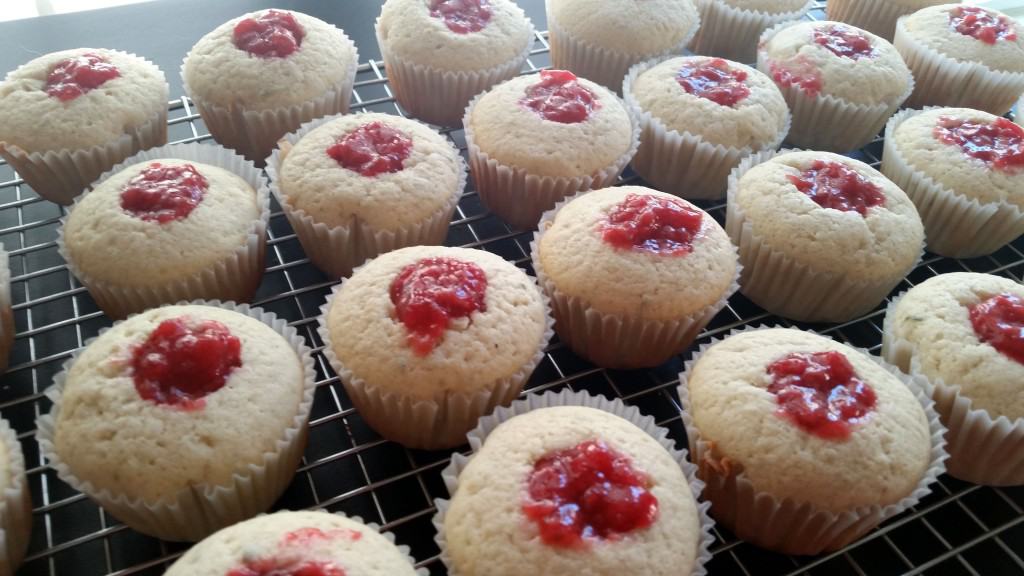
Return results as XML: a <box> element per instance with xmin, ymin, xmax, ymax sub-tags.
<box><xmin>431</xmin><ymin>389</ymin><xmax>715</xmax><ymax>576</ymax></box>
<box><xmin>826</xmin><ymin>0</ymin><xmax>913</xmax><ymax>41</ymax></box>
<box><xmin>35</xmin><ymin>300</ymin><xmax>318</xmax><ymax>542</ymax></box>
<box><xmin>679</xmin><ymin>325</ymin><xmax>948</xmax><ymax>555</ymax></box>
<box><xmin>57</xmin><ymin>142</ymin><xmax>271</xmax><ymax>319</ymax></box>
<box><xmin>0</xmin><ymin>418</ymin><xmax>30</xmax><ymax>576</ymax></box>
<box><xmin>0</xmin><ymin>246</ymin><xmax>11</xmax><ymax>374</ymax></box>
<box><xmin>881</xmin><ymin>107</ymin><xmax>1024</xmax><ymax>258</ymax></box>
<box><xmin>267</xmin><ymin>112</ymin><xmax>466</xmax><ymax>280</ymax></box>
<box><xmin>690</xmin><ymin>0</ymin><xmax>813</xmax><ymax>63</ymax></box>
<box><xmin>882</xmin><ymin>294</ymin><xmax>1024</xmax><ymax>486</ymax></box>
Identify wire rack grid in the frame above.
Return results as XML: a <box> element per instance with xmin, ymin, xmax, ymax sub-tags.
<box><xmin>3</xmin><ymin>3</ymin><xmax>1024</xmax><ymax>575</ymax></box>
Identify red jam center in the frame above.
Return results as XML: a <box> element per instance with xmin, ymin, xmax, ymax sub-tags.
<box><xmin>44</xmin><ymin>53</ymin><xmax>120</xmax><ymax>101</ymax></box>
<box><xmin>600</xmin><ymin>193</ymin><xmax>704</xmax><ymax>256</ymax></box>
<box><xmin>520</xmin><ymin>70</ymin><xmax>600</xmax><ymax>124</ymax></box>
<box><xmin>970</xmin><ymin>293</ymin><xmax>1024</xmax><ymax>364</ymax></box>
<box><xmin>950</xmin><ymin>6</ymin><xmax>1017</xmax><ymax>44</ymax></box>
<box><xmin>131</xmin><ymin>318</ymin><xmax>242</xmax><ymax>410</ymax></box>
<box><xmin>326</xmin><ymin>122</ymin><xmax>413</xmax><ymax>177</ymax></box>
<box><xmin>429</xmin><ymin>0</ymin><xmax>492</xmax><ymax>34</ymax></box>
<box><xmin>523</xmin><ymin>440</ymin><xmax>658</xmax><ymax>548</ymax></box>
<box><xmin>227</xmin><ymin>560</ymin><xmax>345</xmax><ymax>576</ymax></box>
<box><xmin>389</xmin><ymin>257</ymin><xmax>488</xmax><ymax>356</ymax></box>
<box><xmin>788</xmin><ymin>160</ymin><xmax>885</xmax><ymax>216</ymax></box>
<box><xmin>233</xmin><ymin>10</ymin><xmax>305</xmax><ymax>58</ymax></box>
<box><xmin>769</xmin><ymin>57</ymin><xmax>823</xmax><ymax>97</ymax></box>
<box><xmin>767</xmin><ymin>351</ymin><xmax>878</xmax><ymax>440</ymax></box>
<box><xmin>120</xmin><ymin>162</ymin><xmax>208</xmax><ymax>223</ymax></box>
<box><xmin>934</xmin><ymin>116</ymin><xmax>1024</xmax><ymax>172</ymax></box>
<box><xmin>676</xmin><ymin>58</ymin><xmax>750</xmax><ymax>108</ymax></box>
<box><xmin>813</xmin><ymin>24</ymin><xmax>877</xmax><ymax>59</ymax></box>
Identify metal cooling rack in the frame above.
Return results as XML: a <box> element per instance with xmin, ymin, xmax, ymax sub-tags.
<box><xmin>3</xmin><ymin>3</ymin><xmax>1024</xmax><ymax>575</ymax></box>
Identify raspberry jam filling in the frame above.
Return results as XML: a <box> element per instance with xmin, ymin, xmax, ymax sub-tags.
<box><xmin>523</xmin><ymin>440</ymin><xmax>658</xmax><ymax>548</ymax></box>
<box><xmin>227</xmin><ymin>559</ymin><xmax>345</xmax><ymax>576</ymax></box>
<box><xmin>282</xmin><ymin>527</ymin><xmax>362</xmax><ymax>546</ymax></box>
<box><xmin>767</xmin><ymin>351</ymin><xmax>878</xmax><ymax>440</ymax></box>
<box><xmin>430</xmin><ymin>0</ymin><xmax>492</xmax><ymax>34</ymax></box>
<box><xmin>769</xmin><ymin>57</ymin><xmax>823</xmax><ymax>97</ymax></box>
<box><xmin>233</xmin><ymin>10</ymin><xmax>305</xmax><ymax>58</ymax></box>
<box><xmin>934</xmin><ymin>116</ymin><xmax>1024</xmax><ymax>172</ymax></box>
<box><xmin>44</xmin><ymin>53</ymin><xmax>120</xmax><ymax>101</ymax></box>
<box><xmin>120</xmin><ymin>162</ymin><xmax>208</xmax><ymax>223</ymax></box>
<box><xmin>131</xmin><ymin>317</ymin><xmax>242</xmax><ymax>410</ymax></box>
<box><xmin>327</xmin><ymin>122</ymin><xmax>413</xmax><ymax>177</ymax></box>
<box><xmin>813</xmin><ymin>24</ymin><xmax>876</xmax><ymax>59</ymax></box>
<box><xmin>788</xmin><ymin>160</ymin><xmax>885</xmax><ymax>216</ymax></box>
<box><xmin>676</xmin><ymin>58</ymin><xmax>750</xmax><ymax>107</ymax></box>
<box><xmin>970</xmin><ymin>293</ymin><xmax>1024</xmax><ymax>364</ymax></box>
<box><xmin>949</xmin><ymin>6</ymin><xmax>1017</xmax><ymax>44</ymax></box>
<box><xmin>600</xmin><ymin>193</ymin><xmax>704</xmax><ymax>256</ymax></box>
<box><xmin>520</xmin><ymin>70</ymin><xmax>600</xmax><ymax>124</ymax></box>
<box><xmin>389</xmin><ymin>257</ymin><xmax>488</xmax><ymax>356</ymax></box>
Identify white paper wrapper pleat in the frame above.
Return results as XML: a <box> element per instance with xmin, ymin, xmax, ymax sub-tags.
<box><xmin>679</xmin><ymin>325</ymin><xmax>948</xmax><ymax>555</ymax></box>
<box><xmin>57</xmin><ymin>142</ymin><xmax>271</xmax><ymax>320</ymax></box>
<box><xmin>431</xmin><ymin>389</ymin><xmax>715</xmax><ymax>576</ymax></box>
<box><xmin>35</xmin><ymin>300</ymin><xmax>318</xmax><ymax>542</ymax></box>
<box><xmin>826</xmin><ymin>0</ymin><xmax>916</xmax><ymax>41</ymax></box>
<box><xmin>690</xmin><ymin>0</ymin><xmax>813</xmax><ymax>63</ymax></box>
<box><xmin>0</xmin><ymin>246</ymin><xmax>11</xmax><ymax>374</ymax></box>
<box><xmin>0</xmin><ymin>418</ymin><xmax>30</xmax><ymax>576</ymax></box>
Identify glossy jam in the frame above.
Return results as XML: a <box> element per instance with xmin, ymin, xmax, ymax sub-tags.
<box><xmin>970</xmin><ymin>293</ymin><xmax>1024</xmax><ymax>364</ymax></box>
<box><xmin>429</xmin><ymin>0</ymin><xmax>492</xmax><ymax>34</ymax></box>
<box><xmin>600</xmin><ymin>193</ymin><xmax>704</xmax><ymax>256</ymax></box>
<box><xmin>326</xmin><ymin>122</ymin><xmax>413</xmax><ymax>177</ymax></box>
<box><xmin>788</xmin><ymin>160</ymin><xmax>885</xmax><ymax>216</ymax></box>
<box><xmin>131</xmin><ymin>318</ymin><xmax>242</xmax><ymax>410</ymax></box>
<box><xmin>389</xmin><ymin>257</ymin><xmax>488</xmax><ymax>355</ymax></box>
<box><xmin>949</xmin><ymin>6</ymin><xmax>1017</xmax><ymax>44</ymax></box>
<box><xmin>282</xmin><ymin>527</ymin><xmax>362</xmax><ymax>546</ymax></box>
<box><xmin>934</xmin><ymin>116</ymin><xmax>1024</xmax><ymax>172</ymax></box>
<box><xmin>233</xmin><ymin>10</ymin><xmax>305</xmax><ymax>58</ymax></box>
<box><xmin>676</xmin><ymin>58</ymin><xmax>750</xmax><ymax>107</ymax></box>
<box><xmin>813</xmin><ymin>24</ymin><xmax>876</xmax><ymax>59</ymax></box>
<box><xmin>523</xmin><ymin>440</ymin><xmax>658</xmax><ymax>548</ymax></box>
<box><xmin>520</xmin><ymin>70</ymin><xmax>600</xmax><ymax>124</ymax></box>
<box><xmin>44</xmin><ymin>53</ymin><xmax>120</xmax><ymax>101</ymax></box>
<box><xmin>227</xmin><ymin>559</ymin><xmax>345</xmax><ymax>576</ymax></box>
<box><xmin>120</xmin><ymin>162</ymin><xmax>208</xmax><ymax>223</ymax></box>
<box><xmin>769</xmin><ymin>57</ymin><xmax>823</xmax><ymax>97</ymax></box>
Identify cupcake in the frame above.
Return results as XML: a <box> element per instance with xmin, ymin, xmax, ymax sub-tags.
<box><xmin>35</xmin><ymin>302</ymin><xmax>316</xmax><ymax>542</ymax></box>
<box><xmin>0</xmin><ymin>246</ymin><xmax>11</xmax><ymax>373</ymax></box>
<box><xmin>376</xmin><ymin>0</ymin><xmax>535</xmax><ymax>126</ymax></box>
<box><xmin>165</xmin><ymin>510</ymin><xmax>422</xmax><ymax>575</ymax></box>
<box><xmin>690</xmin><ymin>0</ymin><xmax>812</xmax><ymax>63</ymax></box>
<box><xmin>727</xmin><ymin>150</ymin><xmax>924</xmax><ymax>323</ymax></box>
<box><xmin>883</xmin><ymin>272</ymin><xmax>1024</xmax><ymax>485</ymax></box>
<box><xmin>267</xmin><ymin>112</ymin><xmax>465</xmax><ymax>279</ymax></box>
<box><xmin>533</xmin><ymin>186</ymin><xmax>739</xmax><ymax>369</ymax></box>
<box><xmin>59</xmin><ymin>143</ymin><xmax>270</xmax><ymax>319</ymax></box>
<box><xmin>0</xmin><ymin>48</ymin><xmax>168</xmax><ymax>205</ymax></box>
<box><xmin>895</xmin><ymin>4</ymin><xmax>1024</xmax><ymax>115</ymax></box>
<box><xmin>882</xmin><ymin>107</ymin><xmax>1024</xmax><ymax>258</ymax></box>
<box><xmin>680</xmin><ymin>327</ymin><xmax>946</xmax><ymax>555</ymax></box>
<box><xmin>182</xmin><ymin>9</ymin><xmax>358</xmax><ymax>164</ymax></box>
<box><xmin>464</xmin><ymin>70</ymin><xmax>637</xmax><ymax>230</ymax></box>
<box><xmin>758</xmin><ymin>20</ymin><xmax>914</xmax><ymax>152</ymax></box>
<box><xmin>624</xmin><ymin>55</ymin><xmax>790</xmax><ymax>199</ymax></box>
<box><xmin>318</xmin><ymin>245</ymin><xmax>552</xmax><ymax>450</ymax></box>
<box><xmin>0</xmin><ymin>418</ymin><xmax>30</xmax><ymax>576</ymax></box>
<box><xmin>827</xmin><ymin>0</ymin><xmax>948</xmax><ymax>41</ymax></box>
<box><xmin>547</xmin><ymin>0</ymin><xmax>701</xmax><ymax>93</ymax></box>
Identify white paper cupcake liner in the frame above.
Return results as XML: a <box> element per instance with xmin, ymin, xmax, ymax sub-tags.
<box><xmin>0</xmin><ymin>246</ymin><xmax>11</xmax><ymax>374</ymax></box>
<box><xmin>690</xmin><ymin>0</ymin><xmax>813</xmax><ymax>63</ymax></box>
<box><xmin>463</xmin><ymin>92</ymin><xmax>641</xmax><ymax>230</ymax></box>
<box><xmin>679</xmin><ymin>325</ymin><xmax>948</xmax><ymax>555</ymax></box>
<box><xmin>881</xmin><ymin>108</ymin><xmax>1024</xmax><ymax>259</ymax></box>
<box><xmin>56</xmin><ymin>142</ymin><xmax>271</xmax><ymax>320</ymax></box>
<box><xmin>267</xmin><ymin>112</ymin><xmax>467</xmax><ymax>280</ymax></box>
<box><xmin>35</xmin><ymin>299</ymin><xmax>317</xmax><ymax>542</ymax></box>
<box><xmin>431</xmin><ymin>389</ymin><xmax>715</xmax><ymax>576</ymax></box>
<box><xmin>0</xmin><ymin>418</ymin><xmax>30</xmax><ymax>576</ymax></box>
<box><xmin>894</xmin><ymin>18</ymin><xmax>1024</xmax><ymax>116</ymax></box>
<box><xmin>882</xmin><ymin>294</ymin><xmax>1024</xmax><ymax>486</ymax></box>
<box><xmin>826</xmin><ymin>0</ymin><xmax>915</xmax><ymax>41</ymax></box>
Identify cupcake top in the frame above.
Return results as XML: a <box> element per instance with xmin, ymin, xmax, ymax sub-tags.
<box><xmin>52</xmin><ymin>304</ymin><xmax>305</xmax><ymax>503</ymax></box>
<box><xmin>888</xmin><ymin>272</ymin><xmax>1024</xmax><ymax>420</ymax></box>
<box><xmin>718</xmin><ymin>0</ymin><xmax>808</xmax><ymax>12</ymax></box>
<box><xmin>548</xmin><ymin>0</ymin><xmax>700</xmax><ymax>56</ymax></box>
<box><xmin>539</xmin><ymin>186</ymin><xmax>737</xmax><ymax>322</ymax></box>
<box><xmin>468</xmin><ymin>70</ymin><xmax>634</xmax><ymax>178</ymax></box>
<box><xmin>0</xmin><ymin>48</ymin><xmax>167</xmax><ymax>153</ymax></box>
<box><xmin>166</xmin><ymin>511</ymin><xmax>418</xmax><ymax>575</ymax></box>
<box><xmin>687</xmin><ymin>328</ymin><xmax>932</xmax><ymax>511</ymax></box>
<box><xmin>891</xmin><ymin>107</ymin><xmax>1024</xmax><ymax>209</ymax></box>
<box><xmin>900</xmin><ymin>4</ymin><xmax>1024</xmax><ymax>73</ymax></box>
<box><xmin>63</xmin><ymin>158</ymin><xmax>261</xmax><ymax>288</ymax></box>
<box><xmin>326</xmin><ymin>246</ymin><xmax>547</xmax><ymax>400</ymax></box>
<box><xmin>377</xmin><ymin>0</ymin><xmax>533</xmax><ymax>72</ymax></box>
<box><xmin>760</xmin><ymin>20</ymin><xmax>912</xmax><ymax>104</ymax></box>
<box><xmin>277</xmin><ymin>113</ymin><xmax>462</xmax><ymax>230</ymax></box>
<box><xmin>183</xmin><ymin>9</ymin><xmax>357</xmax><ymax>110</ymax></box>
<box><xmin>628</xmin><ymin>56</ymin><xmax>789</xmax><ymax>149</ymax></box>
<box><xmin>445</xmin><ymin>406</ymin><xmax>703</xmax><ymax>575</ymax></box>
<box><xmin>733</xmin><ymin>151</ymin><xmax>924</xmax><ymax>282</ymax></box>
